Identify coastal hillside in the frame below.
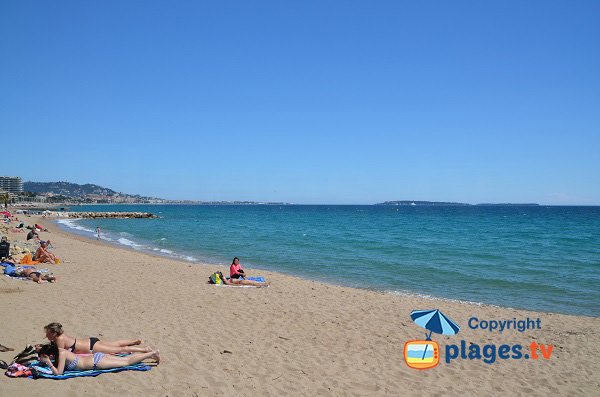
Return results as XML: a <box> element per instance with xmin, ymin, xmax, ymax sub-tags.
<box><xmin>24</xmin><ymin>181</ymin><xmax>119</xmax><ymax>197</ymax></box>
<box><xmin>23</xmin><ymin>181</ymin><xmax>163</xmax><ymax>203</ymax></box>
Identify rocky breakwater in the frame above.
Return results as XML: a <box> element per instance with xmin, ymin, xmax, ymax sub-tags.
<box><xmin>67</xmin><ymin>212</ymin><xmax>158</xmax><ymax>219</ymax></box>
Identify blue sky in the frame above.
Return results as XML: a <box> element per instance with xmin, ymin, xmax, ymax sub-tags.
<box><xmin>1</xmin><ymin>1</ymin><xmax>599</xmax><ymax>204</ymax></box>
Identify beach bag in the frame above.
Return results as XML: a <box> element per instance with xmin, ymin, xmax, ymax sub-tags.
<box><xmin>5</xmin><ymin>363</ymin><xmax>32</xmax><ymax>378</ymax></box>
<box><xmin>209</xmin><ymin>272</ymin><xmax>222</xmax><ymax>285</ymax></box>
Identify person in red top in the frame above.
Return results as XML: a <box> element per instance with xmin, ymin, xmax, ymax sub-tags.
<box><xmin>229</xmin><ymin>257</ymin><xmax>246</xmax><ymax>279</ymax></box>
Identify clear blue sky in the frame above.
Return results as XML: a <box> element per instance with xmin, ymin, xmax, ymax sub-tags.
<box><xmin>1</xmin><ymin>1</ymin><xmax>599</xmax><ymax>204</ymax></box>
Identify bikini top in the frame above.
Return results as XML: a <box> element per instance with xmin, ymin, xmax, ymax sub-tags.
<box><xmin>65</xmin><ymin>356</ymin><xmax>79</xmax><ymax>371</ymax></box>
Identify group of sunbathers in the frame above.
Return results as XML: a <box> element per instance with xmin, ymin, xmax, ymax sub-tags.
<box><xmin>35</xmin><ymin>323</ymin><xmax>160</xmax><ymax>375</ymax></box>
<box><xmin>2</xmin><ymin>224</ymin><xmax>60</xmax><ymax>283</ymax></box>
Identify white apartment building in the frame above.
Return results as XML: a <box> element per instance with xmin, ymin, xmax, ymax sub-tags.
<box><xmin>0</xmin><ymin>176</ymin><xmax>24</xmax><ymax>194</ymax></box>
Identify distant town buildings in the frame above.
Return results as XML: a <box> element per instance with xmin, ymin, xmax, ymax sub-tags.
<box><xmin>0</xmin><ymin>176</ymin><xmax>46</xmax><ymax>204</ymax></box>
<box><xmin>0</xmin><ymin>176</ymin><xmax>24</xmax><ymax>193</ymax></box>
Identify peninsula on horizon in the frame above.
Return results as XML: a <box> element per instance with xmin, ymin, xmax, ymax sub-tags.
<box><xmin>376</xmin><ymin>201</ymin><xmax>540</xmax><ymax>206</ymax></box>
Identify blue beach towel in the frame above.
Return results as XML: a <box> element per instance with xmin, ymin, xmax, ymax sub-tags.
<box><xmin>245</xmin><ymin>276</ymin><xmax>266</xmax><ymax>282</ymax></box>
<box><xmin>29</xmin><ymin>361</ymin><xmax>151</xmax><ymax>379</ymax></box>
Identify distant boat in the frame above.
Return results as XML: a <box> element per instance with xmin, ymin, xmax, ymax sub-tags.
<box><xmin>410</xmin><ymin>202</ymin><xmax>416</xmax><ymax>206</ymax></box>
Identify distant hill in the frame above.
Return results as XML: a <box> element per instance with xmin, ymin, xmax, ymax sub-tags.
<box><xmin>24</xmin><ymin>181</ymin><xmax>120</xmax><ymax>197</ymax></box>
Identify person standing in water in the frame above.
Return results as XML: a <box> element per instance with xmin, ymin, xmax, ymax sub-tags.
<box><xmin>96</xmin><ymin>226</ymin><xmax>101</xmax><ymax>240</ymax></box>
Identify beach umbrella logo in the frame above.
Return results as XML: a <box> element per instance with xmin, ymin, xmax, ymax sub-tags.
<box><xmin>404</xmin><ymin>309</ymin><xmax>460</xmax><ymax>370</ymax></box>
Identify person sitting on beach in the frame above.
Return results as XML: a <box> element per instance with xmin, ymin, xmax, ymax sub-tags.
<box><xmin>14</xmin><ymin>267</ymin><xmax>57</xmax><ymax>283</ymax></box>
<box><xmin>0</xmin><ymin>236</ymin><xmax>10</xmax><ymax>260</ymax></box>
<box><xmin>38</xmin><ymin>343</ymin><xmax>159</xmax><ymax>375</ymax></box>
<box><xmin>44</xmin><ymin>322</ymin><xmax>153</xmax><ymax>354</ymax></box>
<box><xmin>26</xmin><ymin>229</ymin><xmax>39</xmax><ymax>241</ymax></box>
<box><xmin>34</xmin><ymin>241</ymin><xmax>58</xmax><ymax>264</ymax></box>
<box><xmin>230</xmin><ymin>257</ymin><xmax>247</xmax><ymax>279</ymax></box>
<box><xmin>209</xmin><ymin>271</ymin><xmax>270</xmax><ymax>287</ymax></box>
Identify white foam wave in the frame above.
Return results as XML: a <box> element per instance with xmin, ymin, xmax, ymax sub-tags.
<box><xmin>56</xmin><ymin>219</ymin><xmax>95</xmax><ymax>234</ymax></box>
<box><xmin>388</xmin><ymin>290</ymin><xmax>490</xmax><ymax>307</ymax></box>
<box><xmin>117</xmin><ymin>238</ymin><xmax>143</xmax><ymax>248</ymax></box>
<box><xmin>57</xmin><ymin>219</ymin><xmax>198</xmax><ymax>263</ymax></box>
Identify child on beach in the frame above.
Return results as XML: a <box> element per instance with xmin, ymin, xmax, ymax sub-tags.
<box><xmin>38</xmin><ymin>343</ymin><xmax>159</xmax><ymax>375</ymax></box>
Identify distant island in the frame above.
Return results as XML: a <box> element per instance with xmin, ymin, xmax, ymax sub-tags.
<box><xmin>376</xmin><ymin>201</ymin><xmax>470</xmax><ymax>206</ymax></box>
<box><xmin>376</xmin><ymin>200</ymin><xmax>540</xmax><ymax>206</ymax></box>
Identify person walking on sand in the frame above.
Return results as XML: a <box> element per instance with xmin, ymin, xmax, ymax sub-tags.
<box><xmin>96</xmin><ymin>226</ymin><xmax>101</xmax><ymax>240</ymax></box>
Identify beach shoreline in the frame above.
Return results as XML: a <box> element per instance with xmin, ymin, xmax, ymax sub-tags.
<box><xmin>1</xmin><ymin>215</ymin><xmax>599</xmax><ymax>396</ymax></box>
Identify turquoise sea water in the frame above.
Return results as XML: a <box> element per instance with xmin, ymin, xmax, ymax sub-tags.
<box><xmin>56</xmin><ymin>205</ymin><xmax>600</xmax><ymax>317</ymax></box>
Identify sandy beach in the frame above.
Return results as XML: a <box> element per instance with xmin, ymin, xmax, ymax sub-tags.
<box><xmin>1</xmin><ymin>215</ymin><xmax>599</xmax><ymax>397</ymax></box>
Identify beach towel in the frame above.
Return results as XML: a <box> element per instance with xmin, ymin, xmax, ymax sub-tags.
<box><xmin>245</xmin><ymin>276</ymin><xmax>266</xmax><ymax>282</ymax></box>
<box><xmin>19</xmin><ymin>254</ymin><xmax>40</xmax><ymax>265</ymax></box>
<box><xmin>27</xmin><ymin>360</ymin><xmax>151</xmax><ymax>379</ymax></box>
<box><xmin>211</xmin><ymin>284</ymin><xmax>268</xmax><ymax>288</ymax></box>
<box><xmin>3</xmin><ymin>265</ymin><xmax>52</xmax><ymax>282</ymax></box>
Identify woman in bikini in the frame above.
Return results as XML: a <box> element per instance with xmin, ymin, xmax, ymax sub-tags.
<box><xmin>38</xmin><ymin>343</ymin><xmax>159</xmax><ymax>375</ymax></box>
<box><xmin>15</xmin><ymin>267</ymin><xmax>56</xmax><ymax>283</ymax></box>
<box><xmin>44</xmin><ymin>323</ymin><xmax>152</xmax><ymax>354</ymax></box>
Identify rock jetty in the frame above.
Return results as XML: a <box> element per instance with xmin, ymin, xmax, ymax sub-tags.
<box><xmin>66</xmin><ymin>212</ymin><xmax>158</xmax><ymax>219</ymax></box>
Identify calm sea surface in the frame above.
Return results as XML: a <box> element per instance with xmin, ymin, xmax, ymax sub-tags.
<box><xmin>56</xmin><ymin>205</ymin><xmax>600</xmax><ymax>316</ymax></box>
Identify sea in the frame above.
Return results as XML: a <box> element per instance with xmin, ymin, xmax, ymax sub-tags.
<box><xmin>55</xmin><ymin>204</ymin><xmax>600</xmax><ymax>317</ymax></box>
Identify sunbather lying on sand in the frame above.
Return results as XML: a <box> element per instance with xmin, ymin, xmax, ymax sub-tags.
<box><xmin>38</xmin><ymin>343</ymin><xmax>159</xmax><ymax>375</ymax></box>
<box><xmin>14</xmin><ymin>267</ymin><xmax>56</xmax><ymax>283</ymax></box>
<box><xmin>209</xmin><ymin>271</ymin><xmax>270</xmax><ymax>287</ymax></box>
<box><xmin>44</xmin><ymin>322</ymin><xmax>152</xmax><ymax>354</ymax></box>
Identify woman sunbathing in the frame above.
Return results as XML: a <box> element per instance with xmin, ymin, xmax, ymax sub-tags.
<box><xmin>210</xmin><ymin>271</ymin><xmax>270</xmax><ymax>287</ymax></box>
<box><xmin>38</xmin><ymin>343</ymin><xmax>159</xmax><ymax>375</ymax></box>
<box><xmin>44</xmin><ymin>323</ymin><xmax>152</xmax><ymax>354</ymax></box>
<box><xmin>15</xmin><ymin>267</ymin><xmax>56</xmax><ymax>283</ymax></box>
